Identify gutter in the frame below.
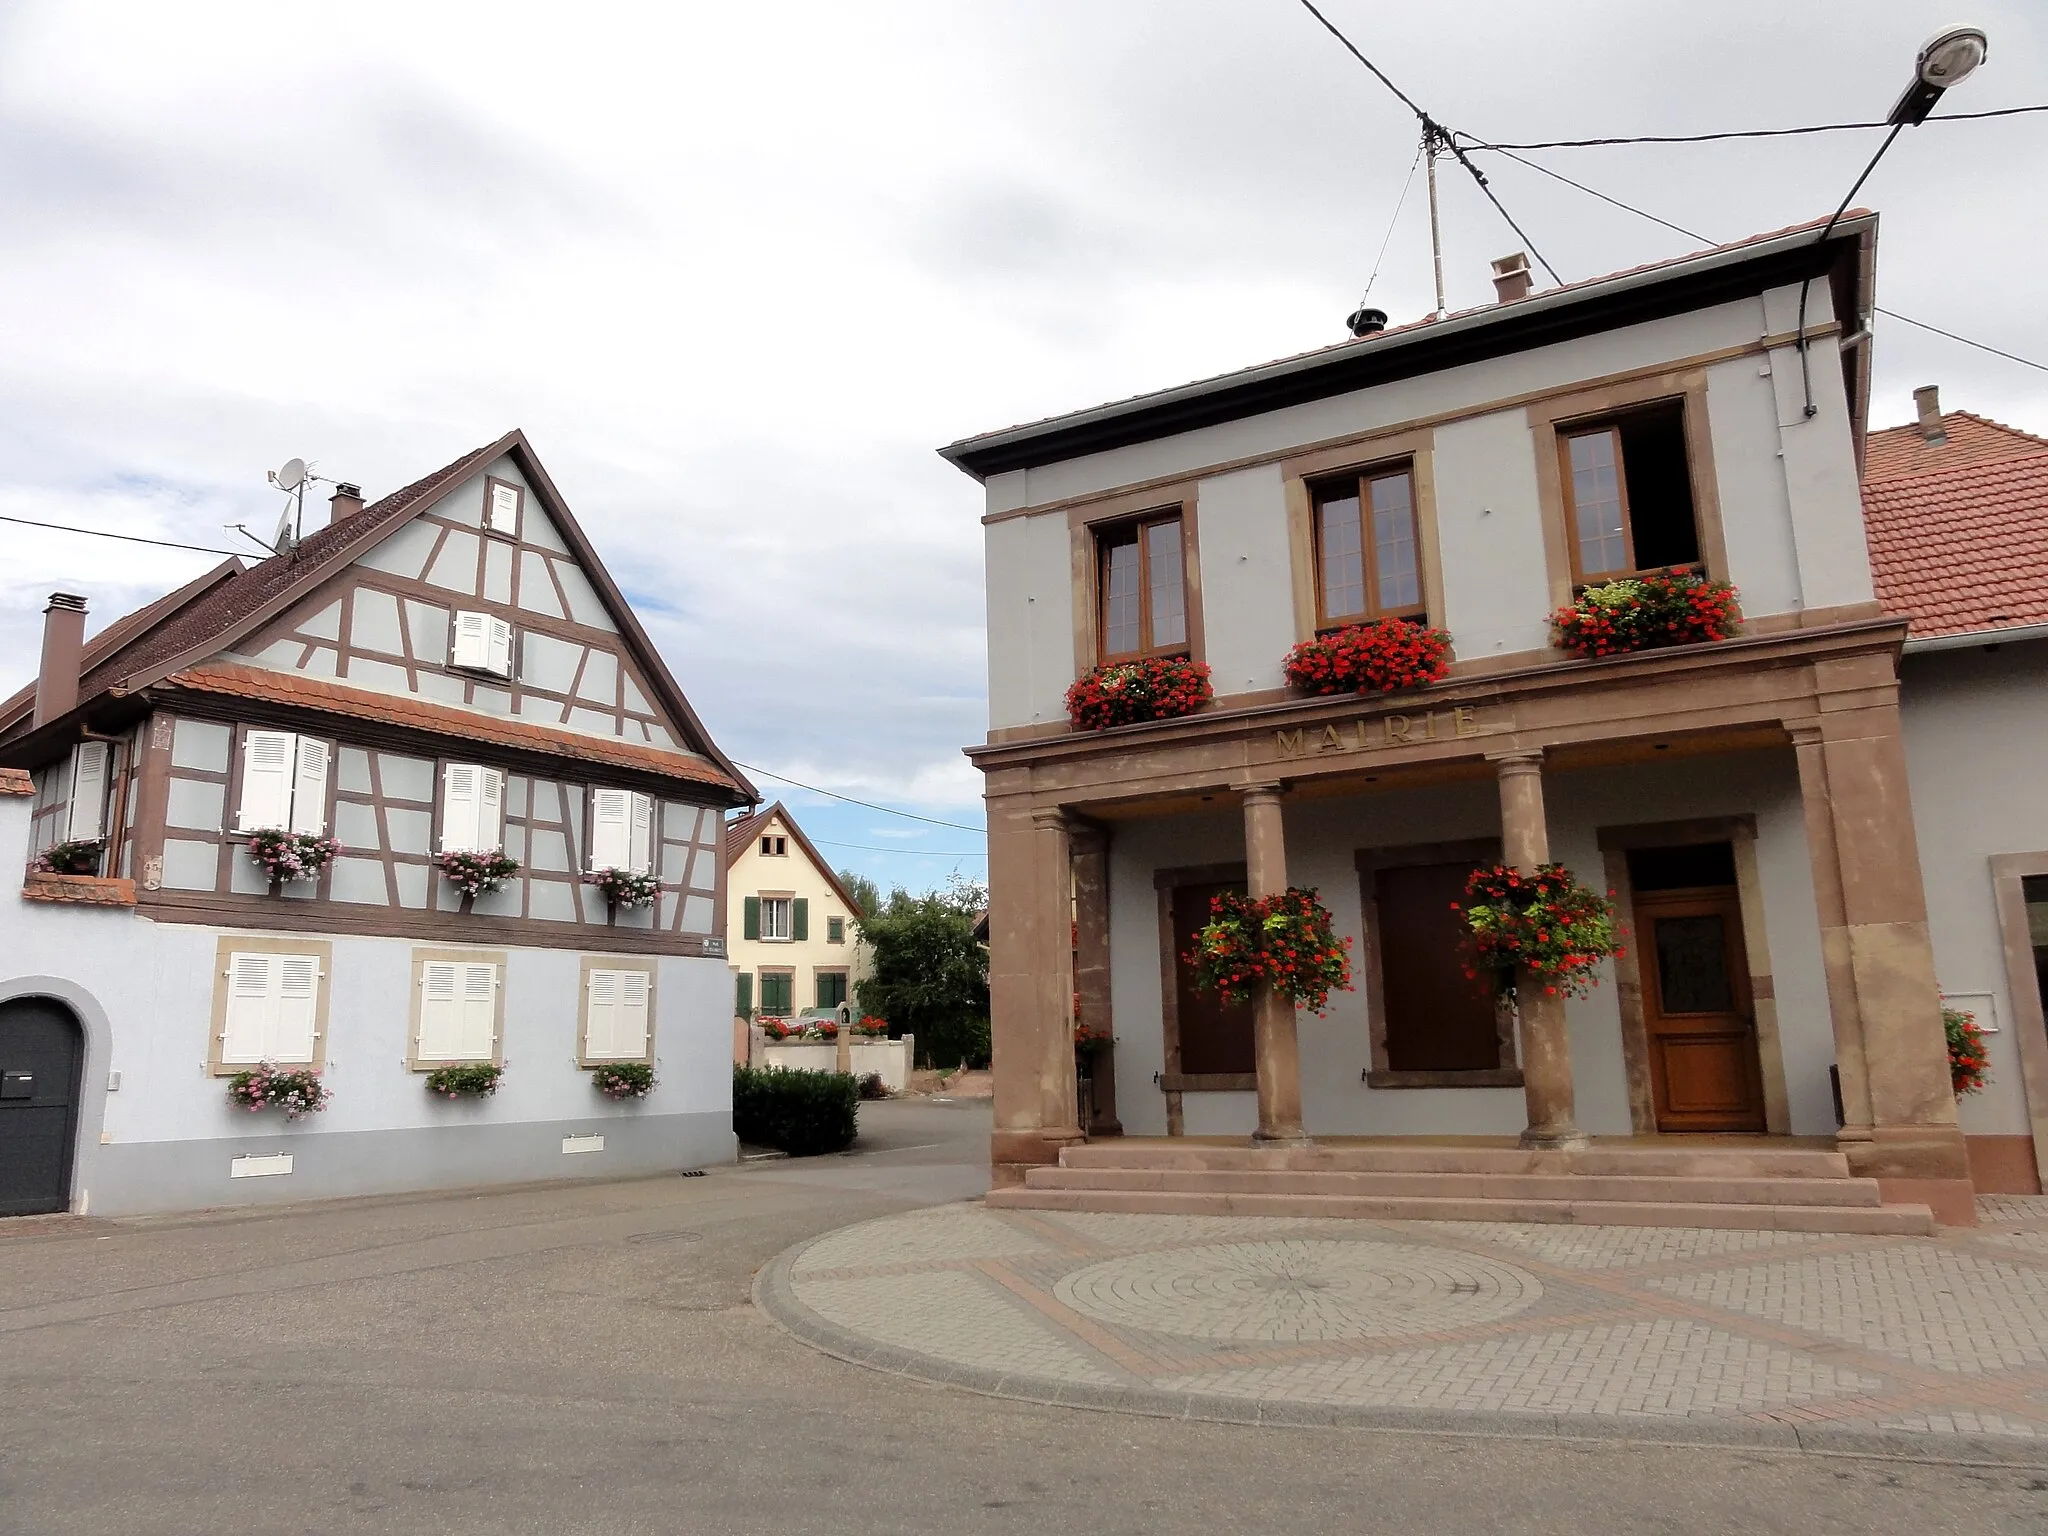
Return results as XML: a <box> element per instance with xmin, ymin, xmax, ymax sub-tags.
<box><xmin>1903</xmin><ymin>622</ymin><xmax>2048</xmax><ymax>654</ymax></box>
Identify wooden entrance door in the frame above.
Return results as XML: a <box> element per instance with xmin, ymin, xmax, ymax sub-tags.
<box><xmin>0</xmin><ymin>999</ymin><xmax>84</xmax><ymax>1217</ymax></box>
<box><xmin>1169</xmin><ymin>881</ymin><xmax>1255</xmax><ymax>1077</ymax></box>
<box><xmin>1635</xmin><ymin>888</ymin><xmax>1766</xmax><ymax>1132</ymax></box>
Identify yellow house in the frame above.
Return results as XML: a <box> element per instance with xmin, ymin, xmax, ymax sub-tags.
<box><xmin>725</xmin><ymin>802</ymin><xmax>867</xmax><ymax>1019</ymax></box>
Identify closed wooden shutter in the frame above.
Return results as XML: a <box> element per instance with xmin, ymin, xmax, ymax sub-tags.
<box><xmin>585</xmin><ymin>968</ymin><xmax>619</xmax><ymax>1058</ymax></box>
<box><xmin>614</xmin><ymin>970</ymin><xmax>650</xmax><ymax>1058</ymax></box>
<box><xmin>65</xmin><ymin>741</ymin><xmax>109</xmax><ymax>841</ymax></box>
<box><xmin>486</xmin><ymin>617</ymin><xmax>514</xmax><ymax>678</ymax></box>
<box><xmin>222</xmin><ymin>952</ymin><xmax>275</xmax><ymax>1064</ymax></box>
<box><xmin>417</xmin><ymin>961</ymin><xmax>462</xmax><ymax>1059</ymax></box>
<box><xmin>742</xmin><ymin>896</ymin><xmax>760</xmax><ymax>940</ymax></box>
<box><xmin>735</xmin><ymin>972</ymin><xmax>753</xmax><ymax>1017</ymax></box>
<box><xmin>237</xmin><ymin>730</ymin><xmax>297</xmax><ymax>830</ymax></box>
<box><xmin>627</xmin><ymin>793</ymin><xmax>654</xmax><ymax>874</ymax></box>
<box><xmin>590</xmin><ymin>788</ymin><xmax>630</xmax><ymax>869</ymax></box>
<box><xmin>451</xmin><ymin>611</ymin><xmax>490</xmax><ymax>670</ymax></box>
<box><xmin>272</xmin><ymin>954</ymin><xmax>321</xmax><ymax>1063</ymax></box>
<box><xmin>456</xmin><ymin>964</ymin><xmax>497</xmax><ymax>1059</ymax></box>
<box><xmin>441</xmin><ymin>764</ymin><xmax>480</xmax><ymax>852</ymax></box>
<box><xmin>479</xmin><ymin>768</ymin><xmax>505</xmax><ymax>851</ymax></box>
<box><xmin>288</xmin><ymin>738</ymin><xmax>330</xmax><ymax>836</ymax></box>
<box><xmin>792</xmin><ymin>897</ymin><xmax>809</xmax><ymax>942</ymax></box>
<box><xmin>488</xmin><ymin>482</ymin><xmax>519</xmax><ymax>533</ymax></box>
<box><xmin>761</xmin><ymin>973</ymin><xmax>790</xmax><ymax>1014</ymax></box>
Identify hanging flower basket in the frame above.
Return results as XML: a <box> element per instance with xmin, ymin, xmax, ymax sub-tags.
<box><xmin>1551</xmin><ymin>570</ymin><xmax>1741</xmax><ymax>659</ymax></box>
<box><xmin>225</xmin><ymin>1063</ymin><xmax>329</xmax><ymax>1120</ymax></box>
<box><xmin>585</xmin><ymin>866</ymin><xmax>660</xmax><ymax>908</ymax></box>
<box><xmin>1455</xmin><ymin>863</ymin><xmax>1621</xmax><ymax>1000</ymax></box>
<box><xmin>32</xmin><ymin>837</ymin><xmax>105</xmax><ymax>876</ymax></box>
<box><xmin>1185</xmin><ymin>886</ymin><xmax>1354</xmax><ymax>1014</ymax></box>
<box><xmin>437</xmin><ymin>849</ymin><xmax>521</xmax><ymax>897</ymax></box>
<box><xmin>244</xmin><ymin>829</ymin><xmax>340</xmax><ymax>884</ymax></box>
<box><xmin>1065</xmin><ymin>656</ymin><xmax>1212</xmax><ymax>731</ymax></box>
<box><xmin>592</xmin><ymin>1062</ymin><xmax>656</xmax><ymax>1100</ymax></box>
<box><xmin>1074</xmin><ymin>1022</ymin><xmax>1114</xmax><ymax>1055</ymax></box>
<box><xmin>1946</xmin><ymin>1007</ymin><xmax>1991</xmax><ymax>1097</ymax></box>
<box><xmin>1284</xmin><ymin>619</ymin><xmax>1452</xmax><ymax>697</ymax></box>
<box><xmin>424</xmin><ymin>1062</ymin><xmax>503</xmax><ymax>1099</ymax></box>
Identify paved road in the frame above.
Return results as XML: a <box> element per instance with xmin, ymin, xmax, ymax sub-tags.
<box><xmin>0</xmin><ymin>1099</ymin><xmax>2042</xmax><ymax>1535</ymax></box>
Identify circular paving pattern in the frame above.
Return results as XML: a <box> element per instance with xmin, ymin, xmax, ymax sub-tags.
<box><xmin>1050</xmin><ymin>1237</ymin><xmax>1542</xmax><ymax>1342</ymax></box>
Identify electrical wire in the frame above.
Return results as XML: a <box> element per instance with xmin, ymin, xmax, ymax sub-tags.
<box><xmin>0</xmin><ymin>513</ymin><xmax>247</xmax><ymax>558</ymax></box>
<box><xmin>811</xmin><ymin>837</ymin><xmax>986</xmax><ymax>858</ymax></box>
<box><xmin>1358</xmin><ymin>138</ymin><xmax>1425</xmax><ymax>302</ymax></box>
<box><xmin>727</xmin><ymin>759</ymin><xmax>985</xmax><ymax>834</ymax></box>
<box><xmin>1471</xmin><ymin>104</ymin><xmax>2048</xmax><ymax>151</ymax></box>
<box><xmin>1872</xmin><ymin>307</ymin><xmax>2048</xmax><ymax>374</ymax></box>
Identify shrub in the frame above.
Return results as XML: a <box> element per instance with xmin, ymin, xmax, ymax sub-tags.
<box><xmin>1551</xmin><ymin>571</ymin><xmax>1741</xmax><ymax>659</ymax></box>
<box><xmin>856</xmin><ymin>1072</ymin><xmax>889</xmax><ymax>1101</ymax></box>
<box><xmin>733</xmin><ymin>1065</ymin><xmax>858</xmax><ymax>1156</ymax></box>
<box><xmin>1283</xmin><ymin>619</ymin><xmax>1452</xmax><ymax>697</ymax></box>
<box><xmin>920</xmin><ymin>1014</ymin><xmax>991</xmax><ymax>1071</ymax></box>
<box><xmin>1946</xmin><ymin>1007</ymin><xmax>1991</xmax><ymax>1097</ymax></box>
<box><xmin>1185</xmin><ymin>887</ymin><xmax>1354</xmax><ymax>1014</ymax></box>
<box><xmin>436</xmin><ymin>849</ymin><xmax>520</xmax><ymax>897</ymax></box>
<box><xmin>856</xmin><ymin>877</ymin><xmax>989</xmax><ymax>1057</ymax></box>
<box><xmin>1456</xmin><ymin>863</ymin><xmax>1621</xmax><ymax>1000</ymax></box>
<box><xmin>32</xmin><ymin>837</ymin><xmax>104</xmax><ymax>876</ymax></box>
<box><xmin>424</xmin><ymin>1062</ymin><xmax>503</xmax><ymax>1098</ymax></box>
<box><xmin>225</xmin><ymin>1063</ymin><xmax>329</xmax><ymax>1120</ymax></box>
<box><xmin>244</xmin><ymin>829</ymin><xmax>340</xmax><ymax>883</ymax></box>
<box><xmin>592</xmin><ymin>1062</ymin><xmax>656</xmax><ymax>1100</ymax></box>
<box><xmin>1064</xmin><ymin>655</ymin><xmax>1212</xmax><ymax>730</ymax></box>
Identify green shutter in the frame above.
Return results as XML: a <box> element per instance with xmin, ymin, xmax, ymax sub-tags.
<box><xmin>792</xmin><ymin>897</ymin><xmax>809</xmax><ymax>942</ymax></box>
<box><xmin>736</xmin><ymin>972</ymin><xmax>753</xmax><ymax>1018</ymax></box>
<box><xmin>817</xmin><ymin>971</ymin><xmax>846</xmax><ymax>1009</ymax></box>
<box><xmin>743</xmin><ymin>896</ymin><xmax>760</xmax><ymax>941</ymax></box>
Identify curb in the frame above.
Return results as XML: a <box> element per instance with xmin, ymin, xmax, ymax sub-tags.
<box><xmin>753</xmin><ymin>1221</ymin><xmax>2048</xmax><ymax>1467</ymax></box>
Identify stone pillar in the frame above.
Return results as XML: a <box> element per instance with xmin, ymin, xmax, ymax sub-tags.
<box><xmin>985</xmin><ymin>795</ymin><xmax>1081</xmax><ymax>1184</ymax></box>
<box><xmin>1492</xmin><ymin>751</ymin><xmax>1588</xmax><ymax>1151</ymax></box>
<box><xmin>1242</xmin><ymin>784</ymin><xmax>1310</xmax><ymax>1146</ymax></box>
<box><xmin>1070</xmin><ymin>820</ymin><xmax>1121</xmax><ymax>1136</ymax></box>
<box><xmin>1032</xmin><ymin>809</ymin><xmax>1083</xmax><ymax>1150</ymax></box>
<box><xmin>1792</xmin><ymin>675</ymin><xmax>1971</xmax><ymax>1219</ymax></box>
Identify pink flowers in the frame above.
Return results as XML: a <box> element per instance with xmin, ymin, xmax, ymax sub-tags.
<box><xmin>591</xmin><ymin>1063</ymin><xmax>656</xmax><ymax>1099</ymax></box>
<box><xmin>437</xmin><ymin>849</ymin><xmax>521</xmax><ymax>897</ymax></box>
<box><xmin>585</xmin><ymin>866</ymin><xmax>660</xmax><ymax>908</ymax></box>
<box><xmin>225</xmin><ymin>1063</ymin><xmax>329</xmax><ymax>1120</ymax></box>
<box><xmin>244</xmin><ymin>829</ymin><xmax>341</xmax><ymax>884</ymax></box>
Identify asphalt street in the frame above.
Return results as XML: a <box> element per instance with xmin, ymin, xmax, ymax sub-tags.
<box><xmin>0</xmin><ymin>1097</ymin><xmax>2043</xmax><ymax>1535</ymax></box>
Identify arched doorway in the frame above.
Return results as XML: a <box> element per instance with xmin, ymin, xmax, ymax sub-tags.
<box><xmin>0</xmin><ymin>998</ymin><xmax>85</xmax><ymax>1216</ymax></box>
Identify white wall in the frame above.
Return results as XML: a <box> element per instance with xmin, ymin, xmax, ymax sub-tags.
<box><xmin>984</xmin><ymin>510</ymin><xmax>1074</xmax><ymax>730</ymax></box>
<box><xmin>1431</xmin><ymin>413</ymin><xmax>1555</xmax><ymax>662</ymax></box>
<box><xmin>1194</xmin><ymin>464</ymin><xmax>1296</xmax><ymax>696</ymax></box>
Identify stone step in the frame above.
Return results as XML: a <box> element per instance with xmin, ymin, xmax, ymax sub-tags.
<box><xmin>1023</xmin><ymin>1165</ymin><xmax>1884</xmax><ymax>1208</ymax></box>
<box><xmin>1055</xmin><ymin>1143</ymin><xmax>1853</xmax><ymax>1181</ymax></box>
<box><xmin>986</xmin><ymin>1185</ymin><xmax>1936</xmax><ymax>1236</ymax></box>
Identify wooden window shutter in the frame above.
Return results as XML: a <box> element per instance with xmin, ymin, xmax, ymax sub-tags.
<box><xmin>237</xmin><ymin>730</ymin><xmax>297</xmax><ymax>831</ymax></box>
<box><xmin>440</xmin><ymin>764</ymin><xmax>480</xmax><ymax>852</ymax></box>
<box><xmin>586</xmin><ymin>969</ymin><xmax>619</xmax><ymax>1058</ymax></box>
<box><xmin>272</xmin><ymin>954</ymin><xmax>321</xmax><ymax>1063</ymax></box>
<box><xmin>65</xmin><ymin>741</ymin><xmax>109</xmax><ymax>841</ymax></box>
<box><xmin>417</xmin><ymin>961</ymin><xmax>461</xmax><ymax>1060</ymax></box>
<box><xmin>479</xmin><ymin>768</ymin><xmax>506</xmax><ymax>851</ymax></box>
<box><xmin>735</xmin><ymin>971</ymin><xmax>753</xmax><ymax>1017</ymax></box>
<box><xmin>288</xmin><ymin>738</ymin><xmax>330</xmax><ymax>836</ymax></box>
<box><xmin>457</xmin><ymin>964</ymin><xmax>498</xmax><ymax>1060</ymax></box>
<box><xmin>589</xmin><ymin>789</ymin><xmax>630</xmax><ymax>870</ymax></box>
<box><xmin>486</xmin><ymin>617</ymin><xmax>514</xmax><ymax>678</ymax></box>
<box><xmin>451</xmin><ymin>611</ymin><xmax>490</xmax><ymax>670</ymax></box>
<box><xmin>792</xmin><ymin>897</ymin><xmax>809</xmax><ymax>942</ymax></box>
<box><xmin>627</xmin><ymin>793</ymin><xmax>654</xmax><ymax>874</ymax></box>
<box><xmin>488</xmin><ymin>482</ymin><xmax>519</xmax><ymax>534</ymax></box>
<box><xmin>221</xmin><ymin>952</ymin><xmax>275</xmax><ymax>1064</ymax></box>
<box><xmin>742</xmin><ymin>895</ymin><xmax>760</xmax><ymax>940</ymax></box>
<box><xmin>615</xmin><ymin>971</ymin><xmax>650</xmax><ymax>1059</ymax></box>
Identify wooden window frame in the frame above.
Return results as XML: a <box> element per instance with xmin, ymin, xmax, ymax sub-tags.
<box><xmin>825</xmin><ymin>915</ymin><xmax>846</xmax><ymax>945</ymax></box>
<box><xmin>757</xmin><ymin>893</ymin><xmax>793</xmax><ymax>942</ymax></box>
<box><xmin>206</xmin><ymin>935</ymin><xmax>334</xmax><ymax>1077</ymax></box>
<box><xmin>1093</xmin><ymin>509</ymin><xmax>1188</xmax><ymax>665</ymax></box>
<box><xmin>482</xmin><ymin>475</ymin><xmax>525</xmax><ymax>542</ymax></box>
<box><xmin>1308</xmin><ymin>459</ymin><xmax>1428</xmax><ymax>631</ymax></box>
<box><xmin>577</xmin><ymin>954</ymin><xmax>656</xmax><ymax>1066</ymax></box>
<box><xmin>760</xmin><ymin>835</ymin><xmax>787</xmax><ymax>857</ymax></box>
<box><xmin>756</xmin><ymin>965</ymin><xmax>796</xmax><ymax>1016</ymax></box>
<box><xmin>1282</xmin><ymin>428</ymin><xmax>1445</xmax><ymax>647</ymax></box>
<box><xmin>405</xmin><ymin>946</ymin><xmax>509</xmax><ymax>1072</ymax></box>
<box><xmin>1065</xmin><ymin>485</ymin><xmax>1205</xmax><ymax>678</ymax></box>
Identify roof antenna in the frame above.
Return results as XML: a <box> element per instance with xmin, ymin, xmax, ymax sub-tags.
<box><xmin>226</xmin><ymin>457</ymin><xmax>334</xmax><ymax>558</ymax></box>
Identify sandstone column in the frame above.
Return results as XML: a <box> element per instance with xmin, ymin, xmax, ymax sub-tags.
<box><xmin>1492</xmin><ymin>751</ymin><xmax>1588</xmax><ymax>1150</ymax></box>
<box><xmin>1791</xmin><ymin>726</ymin><xmax>1874</xmax><ymax>1143</ymax></box>
<box><xmin>1070</xmin><ymin>820</ymin><xmax>1121</xmax><ymax>1136</ymax></box>
<box><xmin>1031</xmin><ymin>808</ymin><xmax>1084</xmax><ymax>1154</ymax></box>
<box><xmin>1242</xmin><ymin>783</ymin><xmax>1310</xmax><ymax>1146</ymax></box>
<box><xmin>984</xmin><ymin>794</ymin><xmax>1080</xmax><ymax>1184</ymax></box>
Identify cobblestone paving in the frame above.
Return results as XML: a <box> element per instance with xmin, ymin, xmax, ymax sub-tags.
<box><xmin>764</xmin><ymin>1195</ymin><xmax>2048</xmax><ymax>1446</ymax></box>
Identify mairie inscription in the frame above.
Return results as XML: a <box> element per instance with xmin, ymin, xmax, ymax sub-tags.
<box><xmin>1273</xmin><ymin>704</ymin><xmax>1508</xmax><ymax>761</ymax></box>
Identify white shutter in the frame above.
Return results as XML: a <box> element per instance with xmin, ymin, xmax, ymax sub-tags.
<box><xmin>417</xmin><ymin>961</ymin><xmax>462</xmax><ymax>1059</ymax></box>
<box><xmin>237</xmin><ymin>730</ymin><xmax>297</xmax><ymax>830</ymax></box>
<box><xmin>615</xmin><ymin>970</ymin><xmax>650</xmax><ymax>1059</ymax></box>
<box><xmin>589</xmin><ymin>789</ymin><xmax>630</xmax><ymax>869</ymax></box>
<box><xmin>222</xmin><ymin>953</ymin><xmax>275</xmax><ymax>1064</ymax></box>
<box><xmin>485</xmin><ymin>617</ymin><xmax>514</xmax><ymax>678</ymax></box>
<box><xmin>272</xmin><ymin>954</ymin><xmax>321</xmax><ymax>1063</ymax></box>
<box><xmin>65</xmin><ymin>741</ymin><xmax>109</xmax><ymax>841</ymax></box>
<box><xmin>457</xmin><ymin>964</ymin><xmax>498</xmax><ymax>1060</ymax></box>
<box><xmin>628</xmin><ymin>792</ymin><xmax>653</xmax><ymax>874</ymax></box>
<box><xmin>479</xmin><ymin>768</ymin><xmax>505</xmax><ymax>851</ymax></box>
<box><xmin>288</xmin><ymin>738</ymin><xmax>330</xmax><ymax>836</ymax></box>
<box><xmin>488</xmin><ymin>482</ymin><xmax>520</xmax><ymax>533</ymax></box>
<box><xmin>585</xmin><ymin>969</ymin><xmax>619</xmax><ymax>1058</ymax></box>
<box><xmin>451</xmin><ymin>612</ymin><xmax>490</xmax><ymax>670</ymax></box>
<box><xmin>440</xmin><ymin>764</ymin><xmax>481</xmax><ymax>852</ymax></box>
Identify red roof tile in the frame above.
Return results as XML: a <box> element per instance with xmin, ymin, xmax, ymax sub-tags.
<box><xmin>1864</xmin><ymin>412</ymin><xmax>2048</xmax><ymax>482</ymax></box>
<box><xmin>0</xmin><ymin>767</ymin><xmax>33</xmax><ymax>796</ymax></box>
<box><xmin>1863</xmin><ymin>450</ymin><xmax>2048</xmax><ymax>639</ymax></box>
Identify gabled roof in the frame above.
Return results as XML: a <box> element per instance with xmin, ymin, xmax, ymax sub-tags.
<box><xmin>1863</xmin><ymin>411</ymin><xmax>2048</xmax><ymax>482</ymax></box>
<box><xmin>724</xmin><ymin>800</ymin><xmax>864</xmax><ymax>916</ymax></box>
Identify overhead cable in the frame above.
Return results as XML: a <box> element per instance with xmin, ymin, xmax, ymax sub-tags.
<box><xmin>0</xmin><ymin>513</ymin><xmax>246</xmax><ymax>558</ymax></box>
<box><xmin>1470</xmin><ymin>103</ymin><xmax>2048</xmax><ymax>151</ymax></box>
<box><xmin>728</xmin><ymin>759</ymin><xmax>985</xmax><ymax>834</ymax></box>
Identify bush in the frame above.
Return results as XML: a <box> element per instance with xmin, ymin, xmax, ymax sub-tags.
<box><xmin>857</xmin><ymin>1072</ymin><xmax>889</xmax><ymax>1100</ymax></box>
<box><xmin>920</xmin><ymin>1014</ymin><xmax>991</xmax><ymax>1072</ymax></box>
<box><xmin>733</xmin><ymin>1065</ymin><xmax>858</xmax><ymax>1156</ymax></box>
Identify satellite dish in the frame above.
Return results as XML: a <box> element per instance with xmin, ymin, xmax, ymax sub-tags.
<box><xmin>269</xmin><ymin>457</ymin><xmax>308</xmax><ymax>492</ymax></box>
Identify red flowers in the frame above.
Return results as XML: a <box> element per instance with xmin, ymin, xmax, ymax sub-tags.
<box><xmin>1186</xmin><ymin>887</ymin><xmax>1354</xmax><ymax>1014</ymax></box>
<box><xmin>1457</xmin><ymin>863</ymin><xmax>1620</xmax><ymax>1001</ymax></box>
<box><xmin>1065</xmin><ymin>656</ymin><xmax>1213</xmax><ymax>730</ymax></box>
<box><xmin>1284</xmin><ymin>618</ymin><xmax>1452</xmax><ymax>697</ymax></box>
<box><xmin>1946</xmin><ymin>1007</ymin><xmax>1991</xmax><ymax>1097</ymax></box>
<box><xmin>1551</xmin><ymin>570</ymin><xmax>1741</xmax><ymax>660</ymax></box>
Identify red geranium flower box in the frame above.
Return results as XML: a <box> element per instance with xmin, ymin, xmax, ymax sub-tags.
<box><xmin>1551</xmin><ymin>570</ymin><xmax>1741</xmax><ymax>660</ymax></box>
<box><xmin>1065</xmin><ymin>655</ymin><xmax>1212</xmax><ymax>731</ymax></box>
<box><xmin>1284</xmin><ymin>618</ymin><xmax>1452</xmax><ymax>697</ymax></box>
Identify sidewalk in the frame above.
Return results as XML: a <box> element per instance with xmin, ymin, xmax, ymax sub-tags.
<box><xmin>757</xmin><ymin>1193</ymin><xmax>2048</xmax><ymax>1459</ymax></box>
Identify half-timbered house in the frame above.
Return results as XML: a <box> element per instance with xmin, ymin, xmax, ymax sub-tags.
<box><xmin>0</xmin><ymin>430</ymin><xmax>751</xmax><ymax>1216</ymax></box>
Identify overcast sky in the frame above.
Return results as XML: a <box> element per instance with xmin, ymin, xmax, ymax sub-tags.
<box><xmin>3</xmin><ymin>1</ymin><xmax>2043</xmax><ymax>890</ymax></box>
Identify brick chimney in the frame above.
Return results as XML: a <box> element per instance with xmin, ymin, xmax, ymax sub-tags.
<box><xmin>1913</xmin><ymin>385</ymin><xmax>1946</xmax><ymax>443</ymax></box>
<box><xmin>1491</xmin><ymin>252</ymin><xmax>1533</xmax><ymax>304</ymax></box>
<box><xmin>33</xmin><ymin>593</ymin><xmax>86</xmax><ymax>729</ymax></box>
<box><xmin>328</xmin><ymin>482</ymin><xmax>365</xmax><ymax>524</ymax></box>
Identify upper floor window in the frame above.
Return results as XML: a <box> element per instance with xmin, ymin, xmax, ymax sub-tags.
<box><xmin>236</xmin><ymin>730</ymin><xmax>330</xmax><ymax>835</ymax></box>
<box><xmin>826</xmin><ymin>915</ymin><xmax>845</xmax><ymax>944</ymax></box>
<box><xmin>439</xmin><ymin>763</ymin><xmax>506</xmax><ymax>854</ymax></box>
<box><xmin>760</xmin><ymin>834</ymin><xmax>787</xmax><ymax>857</ymax></box>
<box><xmin>745</xmin><ymin>895</ymin><xmax>808</xmax><ymax>942</ymax></box>
<box><xmin>760</xmin><ymin>896</ymin><xmax>791</xmax><ymax>941</ymax></box>
<box><xmin>484</xmin><ymin>477</ymin><xmax>523</xmax><ymax>538</ymax></box>
<box><xmin>1097</xmin><ymin>511</ymin><xmax>1186</xmax><ymax>662</ymax></box>
<box><xmin>1312</xmin><ymin>464</ymin><xmax>1422</xmax><ymax>627</ymax></box>
<box><xmin>589</xmin><ymin>788</ymin><xmax>654</xmax><ymax>874</ymax></box>
<box><xmin>451</xmin><ymin>611</ymin><xmax>514</xmax><ymax>678</ymax></box>
<box><xmin>1560</xmin><ymin>402</ymin><xmax>1700</xmax><ymax>585</ymax></box>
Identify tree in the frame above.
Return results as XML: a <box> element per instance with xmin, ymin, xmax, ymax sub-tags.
<box><xmin>854</xmin><ymin>876</ymin><xmax>990</xmax><ymax>1069</ymax></box>
<box><xmin>836</xmin><ymin>867</ymin><xmax>882</xmax><ymax>921</ymax></box>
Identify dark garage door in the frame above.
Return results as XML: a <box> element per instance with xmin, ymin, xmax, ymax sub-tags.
<box><xmin>0</xmin><ymin>999</ymin><xmax>84</xmax><ymax>1217</ymax></box>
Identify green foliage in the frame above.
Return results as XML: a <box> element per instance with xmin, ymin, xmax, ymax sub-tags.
<box><xmin>836</xmin><ymin>868</ymin><xmax>882</xmax><ymax>921</ymax></box>
<box><xmin>733</xmin><ymin>1065</ymin><xmax>858</xmax><ymax>1156</ymax></box>
<box><xmin>856</xmin><ymin>1071</ymin><xmax>889</xmax><ymax>1101</ymax></box>
<box><xmin>853</xmin><ymin>875</ymin><xmax>990</xmax><ymax>1068</ymax></box>
<box><xmin>424</xmin><ymin>1062</ymin><xmax>503</xmax><ymax>1098</ymax></box>
<box><xmin>591</xmin><ymin>1062</ymin><xmax>656</xmax><ymax>1100</ymax></box>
